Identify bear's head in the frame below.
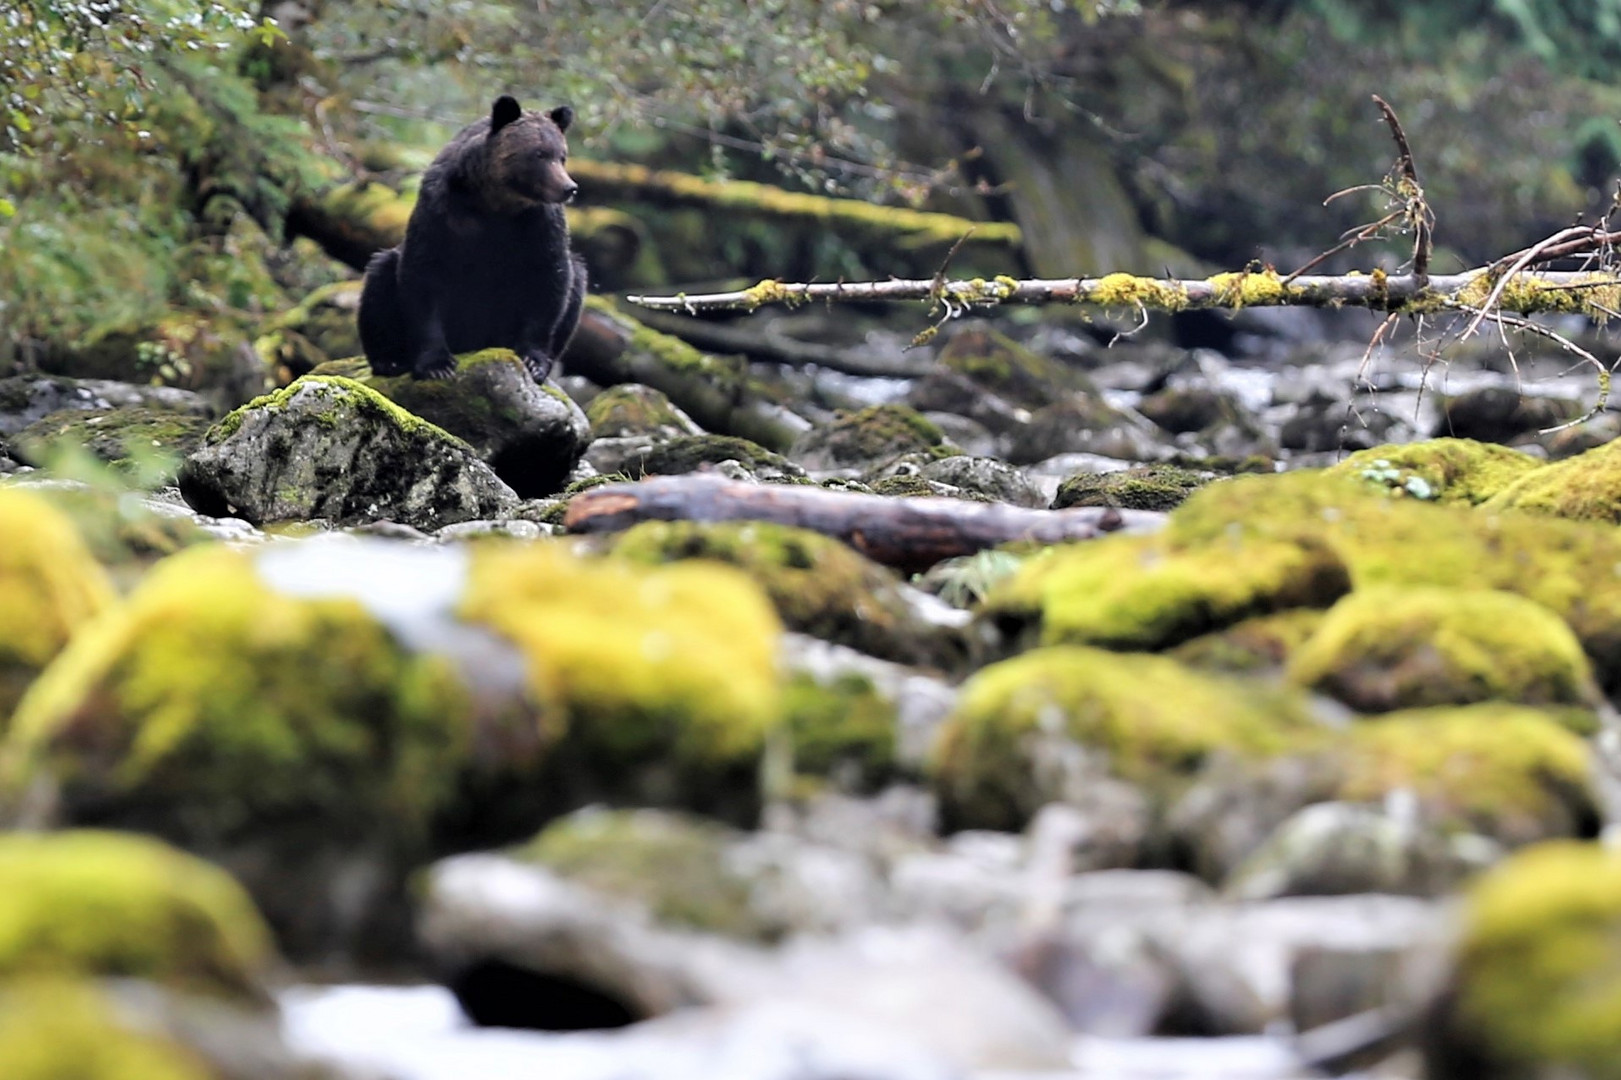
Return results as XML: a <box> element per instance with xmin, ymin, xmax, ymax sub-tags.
<box><xmin>484</xmin><ymin>95</ymin><xmax>577</xmax><ymax>209</ymax></box>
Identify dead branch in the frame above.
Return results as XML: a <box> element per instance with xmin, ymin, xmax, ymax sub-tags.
<box><xmin>564</xmin><ymin>473</ymin><xmax>1164</xmax><ymax>574</ymax></box>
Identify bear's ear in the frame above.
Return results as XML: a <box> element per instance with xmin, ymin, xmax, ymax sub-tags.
<box><xmin>491</xmin><ymin>95</ymin><xmax>523</xmax><ymax>134</ymax></box>
<box><xmin>549</xmin><ymin>106</ymin><xmax>574</xmax><ymax>133</ymax></box>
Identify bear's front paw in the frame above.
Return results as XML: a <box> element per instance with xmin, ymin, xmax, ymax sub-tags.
<box><xmin>522</xmin><ymin>350</ymin><xmax>554</xmax><ymax>384</ymax></box>
<box><xmin>413</xmin><ymin>350</ymin><xmax>458</xmax><ymax>381</ymax></box>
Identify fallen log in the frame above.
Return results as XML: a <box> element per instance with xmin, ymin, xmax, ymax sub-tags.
<box><xmin>564</xmin><ymin>473</ymin><xmax>1165</xmax><ymax>574</ymax></box>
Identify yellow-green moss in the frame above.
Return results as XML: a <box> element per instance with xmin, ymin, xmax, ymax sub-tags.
<box><xmin>209</xmin><ymin>374</ymin><xmax>466</xmax><ymax>450</ymax></box>
<box><xmin>1288</xmin><ymin>587</ymin><xmax>1598</xmax><ymax>713</ymax></box>
<box><xmin>1482</xmin><ymin>435</ymin><xmax>1621</xmax><ymax>522</ymax></box>
<box><xmin>1207</xmin><ymin>268</ymin><xmax>1298</xmax><ymax>308</ymax></box>
<box><xmin>1170</xmin><ymin>608</ymin><xmax>1327</xmax><ymax>673</ymax></box>
<box><xmin>7</xmin><ymin>545</ymin><xmax>472</xmax><ymax>841</ymax></box>
<box><xmin>0</xmin><ymin>978</ymin><xmax>214</xmax><ymax>1080</ymax></box>
<box><xmin>782</xmin><ymin>670</ymin><xmax>898</xmax><ymax>787</ymax></box>
<box><xmin>1163</xmin><ymin>469</ymin><xmax>1621</xmax><ymax>694</ymax></box>
<box><xmin>460</xmin><ymin>542</ymin><xmax>782</xmax><ymax>769</ymax></box>
<box><xmin>799</xmin><ymin>404</ymin><xmax>947</xmax><ymax>469</ymax></box>
<box><xmin>1454</xmin><ymin>270</ymin><xmax>1621</xmax><ymax>320</ymax></box>
<box><xmin>0</xmin><ymin>830</ymin><xmax>271</xmax><ymax>999</ymax></box>
<box><xmin>930</xmin><ymin>645</ymin><xmax>1319</xmax><ymax>830</ymax></box>
<box><xmin>1340</xmin><ymin>706</ymin><xmax>1596</xmax><ymax>844</ymax></box>
<box><xmin>983</xmin><ymin>531</ymin><xmax>1349</xmax><ymax>652</ymax></box>
<box><xmin>1329</xmin><ymin>439</ymin><xmax>1544</xmax><ymax>505</ymax></box>
<box><xmin>1088</xmin><ymin>272</ymin><xmax>1191</xmax><ymax>311</ymax></box>
<box><xmin>517</xmin><ymin>808</ymin><xmax>767</xmax><ymax>939</ymax></box>
<box><xmin>585</xmin><ymin>385</ymin><xmax>691</xmax><ymax>438</ymax></box>
<box><xmin>1050</xmin><ymin>464</ymin><xmax>1215</xmax><ymax>511</ymax></box>
<box><xmin>1446</xmin><ymin>841</ymin><xmax>1621</xmax><ymax>1075</ymax></box>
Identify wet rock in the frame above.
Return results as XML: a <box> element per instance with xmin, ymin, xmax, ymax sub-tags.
<box><xmin>936</xmin><ymin>321</ymin><xmax>1097</xmax><ymax>409</ymax></box>
<box><xmin>178</xmin><ymin>375</ymin><xmax>518</xmax><ymax>529</ymax></box>
<box><xmin>585</xmin><ymin>383</ymin><xmax>702</xmax><ymax>441</ymax></box>
<box><xmin>0</xmin><ymin>374</ymin><xmax>212</xmax><ymax>438</ymax></box>
<box><xmin>1006</xmin><ymin>398</ymin><xmax>1169</xmax><ymax>465</ymax></box>
<box><xmin>1051</xmin><ymin>463</ymin><xmax>1215</xmax><ymax>510</ymax></box>
<box><xmin>918</xmin><ymin>412</ymin><xmax>998</xmax><ymax>458</ymax></box>
<box><xmin>369</xmin><ymin>350</ymin><xmax>592</xmax><ymax>499</ymax></box>
<box><xmin>590</xmin><ymin>433</ymin><xmax>805</xmax><ymax>482</ymax></box>
<box><xmin>1223</xmin><ymin>802</ymin><xmax>1490</xmax><ymax>900</ymax></box>
<box><xmin>1279</xmin><ymin>394</ymin><xmax>1400</xmax><ymax>452</ymax></box>
<box><xmin>1166</xmin><ymin>751</ymin><xmax>1344</xmax><ymax>883</ymax></box>
<box><xmin>1138</xmin><ymin>385</ymin><xmax>1246</xmax><ymax>435</ymax></box>
<box><xmin>906</xmin><ymin>370</ymin><xmax>1029</xmax><ymax>436</ymax></box>
<box><xmin>12</xmin><ymin>407</ymin><xmax>214</xmax><ymax>483</ymax></box>
<box><xmin>914</xmin><ymin>454</ymin><xmax>1044</xmax><ymax>507</ymax></box>
<box><xmin>1432</xmin><ymin>386</ymin><xmax>1581</xmax><ymax>443</ymax></box>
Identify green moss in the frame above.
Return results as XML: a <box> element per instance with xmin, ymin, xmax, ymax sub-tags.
<box><xmin>637</xmin><ymin>435</ymin><xmax>798</xmax><ymax>478</ymax></box>
<box><xmin>1329</xmin><ymin>439</ymin><xmax>1544</xmax><ymax>505</ymax></box>
<box><xmin>1169</xmin><ymin>608</ymin><xmax>1326</xmax><ymax>673</ymax></box>
<box><xmin>983</xmin><ymin>532</ymin><xmax>1349</xmax><ymax>652</ymax></box>
<box><xmin>1088</xmin><ymin>272</ymin><xmax>1191</xmax><ymax>311</ymax></box>
<box><xmin>460</xmin><ymin>542</ymin><xmax>782</xmax><ymax>771</ymax></box>
<box><xmin>363</xmin><ymin>350</ymin><xmax>523</xmax><ymax>440</ymax></box>
<box><xmin>1163</xmin><ymin>469</ymin><xmax>1621</xmax><ymax>695</ymax></box>
<box><xmin>0</xmin><ymin>831</ymin><xmax>271</xmax><ymax>999</ymax></box>
<box><xmin>1205</xmin><ymin>268</ymin><xmax>1300</xmax><ymax>308</ymax></box>
<box><xmin>587</xmin><ymin>385</ymin><xmax>690</xmax><ymax>438</ymax></box>
<box><xmin>13</xmin><ymin>408</ymin><xmax>211</xmax><ymax>485</ymax></box>
<box><xmin>0</xmin><ymin>978</ymin><xmax>214</xmax><ymax>1080</ymax></box>
<box><xmin>799</xmin><ymin>404</ymin><xmax>946</xmax><ymax>469</ymax></box>
<box><xmin>1482</xmin><ymin>436</ymin><xmax>1621</xmax><ymax>522</ymax></box>
<box><xmin>930</xmin><ymin>646</ymin><xmax>1319</xmax><ymax>830</ymax></box>
<box><xmin>1051</xmin><ymin>465</ymin><xmax>1215</xmax><ymax>511</ymax></box>
<box><xmin>1454</xmin><ymin>270</ymin><xmax>1621</xmax><ymax>319</ymax></box>
<box><xmin>7</xmin><ymin>545</ymin><xmax>472</xmax><ymax>843</ymax></box>
<box><xmin>0</xmin><ymin>489</ymin><xmax>114</xmax><ymax>718</ymax></box>
<box><xmin>1447</xmin><ymin>841</ymin><xmax>1621</xmax><ymax>1075</ymax></box>
<box><xmin>610</xmin><ymin>520</ymin><xmax>941</xmax><ymax>666</ymax></box>
<box><xmin>1288</xmin><ymin>587</ymin><xmax>1598</xmax><ymax>713</ymax></box>
<box><xmin>1339</xmin><ymin>706</ymin><xmax>1596</xmax><ymax>844</ymax></box>
<box><xmin>517</xmin><ymin>808</ymin><xmax>767</xmax><ymax>939</ymax></box>
<box><xmin>782</xmin><ymin>670</ymin><xmax>898</xmax><ymax>788</ymax></box>
<box><xmin>209</xmin><ymin>374</ymin><xmax>465</xmax><ymax>450</ymax></box>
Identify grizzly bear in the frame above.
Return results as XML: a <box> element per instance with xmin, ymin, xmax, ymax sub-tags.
<box><xmin>358</xmin><ymin>95</ymin><xmax>587</xmax><ymax>382</ymax></box>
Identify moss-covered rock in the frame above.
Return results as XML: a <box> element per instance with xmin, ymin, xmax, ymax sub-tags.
<box><xmin>635</xmin><ymin>434</ymin><xmax>805</xmax><ymax>481</ymax></box>
<box><xmin>937</xmin><ymin>322</ymin><xmax>1096</xmax><ymax>410</ymax></box>
<box><xmin>930</xmin><ymin>646</ymin><xmax>1318</xmax><ymax>831</ymax></box>
<box><xmin>0</xmin><ymin>978</ymin><xmax>216</xmax><ymax>1080</ymax></box>
<box><xmin>790</xmin><ymin>405</ymin><xmax>951</xmax><ymax>473</ymax></box>
<box><xmin>1481</xmin><ymin>435</ymin><xmax>1621</xmax><ymax>523</ymax></box>
<box><xmin>0</xmin><ymin>488</ymin><xmax>114</xmax><ymax>720</ymax></box>
<box><xmin>177</xmin><ymin>375</ymin><xmax>518</xmax><ymax>527</ymax></box>
<box><xmin>782</xmin><ymin>670</ymin><xmax>899</xmax><ymax>790</ymax></box>
<box><xmin>12</xmin><ymin>408</ymin><xmax>213</xmax><ymax>485</ymax></box>
<box><xmin>1328</xmin><ymin>438</ymin><xmax>1543</xmax><ymax>506</ymax></box>
<box><xmin>367</xmin><ymin>350</ymin><xmax>591</xmax><ymax>498</ymax></box>
<box><xmin>1164</xmin><ymin>469</ymin><xmax>1621</xmax><ymax>695</ymax></box>
<box><xmin>585</xmin><ymin>384</ymin><xmax>701</xmax><ymax>440</ymax></box>
<box><xmin>459</xmin><ymin>541</ymin><xmax>783</xmax><ymax>814</ymax></box>
<box><xmin>1430</xmin><ymin>841</ymin><xmax>1621</xmax><ymax>1078</ymax></box>
<box><xmin>0</xmin><ymin>831</ymin><xmax>271</xmax><ymax>1000</ymax></box>
<box><xmin>515</xmin><ymin>808</ymin><xmax>768</xmax><ymax>939</ymax></box>
<box><xmin>983</xmin><ymin>532</ymin><xmax>1349</xmax><ymax>653</ymax></box>
<box><xmin>1288</xmin><ymin>587</ymin><xmax>1600</xmax><ymax>714</ymax></box>
<box><xmin>1050</xmin><ymin>464</ymin><xmax>1216</xmax><ymax>511</ymax></box>
<box><xmin>1169</xmin><ymin>608</ymin><xmax>1326</xmax><ymax>673</ymax></box>
<box><xmin>610</xmin><ymin>519</ymin><xmax>960</xmax><ymax>669</ymax></box>
<box><xmin>8</xmin><ymin>543</ymin><xmax>472</xmax><ymax>846</ymax></box>
<box><xmin>1339</xmin><ymin>706</ymin><xmax>1597</xmax><ymax>846</ymax></box>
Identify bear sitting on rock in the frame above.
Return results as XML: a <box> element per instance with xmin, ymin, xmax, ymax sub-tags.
<box><xmin>359</xmin><ymin>95</ymin><xmax>587</xmax><ymax>383</ymax></box>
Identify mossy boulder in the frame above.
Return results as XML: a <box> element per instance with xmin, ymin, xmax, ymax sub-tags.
<box><xmin>936</xmin><ymin>322</ymin><xmax>1096</xmax><ymax>409</ymax></box>
<box><xmin>790</xmin><ymin>404</ymin><xmax>951</xmax><ymax>473</ymax></box>
<box><xmin>1169</xmin><ymin>608</ymin><xmax>1326</xmax><ymax>673</ymax></box>
<box><xmin>1339</xmin><ymin>706</ymin><xmax>1597</xmax><ymax>847</ymax></box>
<box><xmin>1482</xmin><ymin>435</ymin><xmax>1621</xmax><ymax>523</ymax></box>
<box><xmin>515</xmin><ymin>808</ymin><xmax>769</xmax><ymax>940</ymax></box>
<box><xmin>610</xmin><ymin>519</ymin><xmax>961</xmax><ymax>669</ymax></box>
<box><xmin>177</xmin><ymin>375</ymin><xmax>518</xmax><ymax>528</ymax></box>
<box><xmin>6</xmin><ymin>543</ymin><xmax>474</xmax><ymax>953</ymax></box>
<box><xmin>1288</xmin><ymin>587</ymin><xmax>1600</xmax><ymax>714</ymax></box>
<box><xmin>0</xmin><ymin>488</ymin><xmax>114</xmax><ymax>720</ymax></box>
<box><xmin>1051</xmin><ymin>464</ymin><xmax>1215</xmax><ymax>511</ymax></box>
<box><xmin>782</xmin><ymin>669</ymin><xmax>899</xmax><ymax>791</ymax></box>
<box><xmin>930</xmin><ymin>645</ymin><xmax>1319</xmax><ymax>831</ymax></box>
<box><xmin>12</xmin><ymin>408</ymin><xmax>214</xmax><ymax>484</ymax></box>
<box><xmin>1164</xmin><ymin>469</ymin><xmax>1621</xmax><ymax>694</ymax></box>
<box><xmin>367</xmin><ymin>350</ymin><xmax>591</xmax><ymax>498</ymax></box>
<box><xmin>1328</xmin><ymin>438</ymin><xmax>1543</xmax><ymax>506</ymax></box>
<box><xmin>0</xmin><ymin>978</ymin><xmax>216</xmax><ymax>1080</ymax></box>
<box><xmin>585</xmin><ymin>383</ymin><xmax>701</xmax><ymax>440</ymax></box>
<box><xmin>1429</xmin><ymin>842</ymin><xmax>1621</xmax><ymax>1078</ymax></box>
<box><xmin>635</xmin><ymin>434</ymin><xmax>805</xmax><ymax>481</ymax></box>
<box><xmin>0</xmin><ymin>830</ymin><xmax>272</xmax><ymax>1000</ymax></box>
<box><xmin>983</xmin><ymin>532</ymin><xmax>1349</xmax><ymax>653</ymax></box>
<box><xmin>459</xmin><ymin>541</ymin><xmax>783</xmax><ymax>816</ymax></box>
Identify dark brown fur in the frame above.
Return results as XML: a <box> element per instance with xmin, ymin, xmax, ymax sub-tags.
<box><xmin>358</xmin><ymin>95</ymin><xmax>587</xmax><ymax>381</ymax></box>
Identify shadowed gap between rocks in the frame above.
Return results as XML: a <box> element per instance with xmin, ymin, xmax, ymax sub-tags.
<box><xmin>447</xmin><ymin>957</ymin><xmax>644</xmax><ymax>1031</ymax></box>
